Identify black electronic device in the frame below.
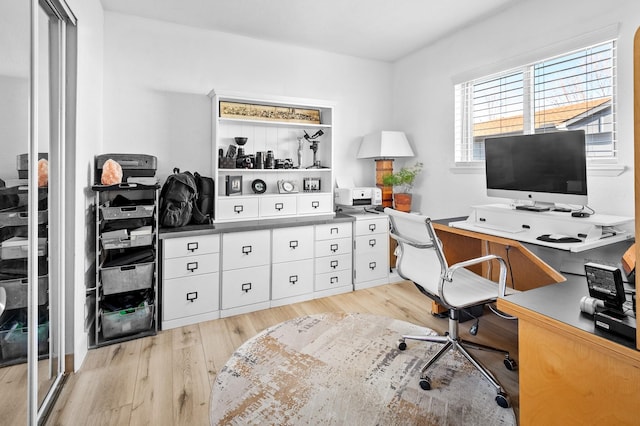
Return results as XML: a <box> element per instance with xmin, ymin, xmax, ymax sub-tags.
<box><xmin>584</xmin><ymin>262</ymin><xmax>626</xmax><ymax>312</ymax></box>
<box><xmin>536</xmin><ymin>234</ymin><xmax>581</xmax><ymax>243</ymax></box>
<box><xmin>594</xmin><ymin>309</ymin><xmax>636</xmax><ymax>340</ymax></box>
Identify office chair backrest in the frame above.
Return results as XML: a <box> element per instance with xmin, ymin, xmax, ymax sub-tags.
<box><xmin>385</xmin><ymin>209</ymin><xmax>448</xmax><ymax>291</ymax></box>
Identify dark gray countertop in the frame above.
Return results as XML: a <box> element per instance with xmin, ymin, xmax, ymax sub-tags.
<box><xmin>159</xmin><ymin>213</ymin><xmax>354</xmax><ymax>239</ymax></box>
<box><xmin>502</xmin><ymin>273</ymin><xmax>636</xmax><ymax>350</ymax></box>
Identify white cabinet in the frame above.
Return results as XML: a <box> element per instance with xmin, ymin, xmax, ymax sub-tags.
<box><xmin>161</xmin><ymin>234</ymin><xmax>220</xmax><ymax>329</ymax></box>
<box><xmin>209</xmin><ymin>90</ymin><xmax>335</xmax><ymax>223</ymax></box>
<box><xmin>351</xmin><ymin>213</ymin><xmax>390</xmax><ymax>290</ymax></box>
<box><xmin>220</xmin><ymin>230</ymin><xmax>271</xmax><ymax>317</ymax></box>
<box><xmin>314</xmin><ymin>222</ymin><xmax>353</xmax><ymax>297</ymax></box>
<box><xmin>271</xmin><ymin>226</ymin><xmax>314</xmax><ymax>306</ymax></box>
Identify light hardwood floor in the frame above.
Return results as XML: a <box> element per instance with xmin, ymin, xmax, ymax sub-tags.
<box><xmin>44</xmin><ymin>281</ymin><xmax>520</xmax><ymax>425</ymax></box>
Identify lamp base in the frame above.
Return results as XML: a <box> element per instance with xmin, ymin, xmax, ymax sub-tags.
<box><xmin>375</xmin><ymin>159</ymin><xmax>394</xmax><ymax>208</ymax></box>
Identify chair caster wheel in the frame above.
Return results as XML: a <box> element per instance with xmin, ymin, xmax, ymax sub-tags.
<box><xmin>397</xmin><ymin>339</ymin><xmax>407</xmax><ymax>351</ymax></box>
<box><xmin>419</xmin><ymin>376</ymin><xmax>431</xmax><ymax>390</ymax></box>
<box><xmin>504</xmin><ymin>357</ymin><xmax>518</xmax><ymax>371</ymax></box>
<box><xmin>495</xmin><ymin>392</ymin><xmax>510</xmax><ymax>408</ymax></box>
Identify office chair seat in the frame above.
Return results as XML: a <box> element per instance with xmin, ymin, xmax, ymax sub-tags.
<box><xmin>385</xmin><ymin>208</ymin><xmax>517</xmax><ymax>409</ymax></box>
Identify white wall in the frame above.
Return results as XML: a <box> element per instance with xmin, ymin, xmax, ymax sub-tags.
<box><xmin>392</xmin><ymin>0</ymin><xmax>640</xmax><ymax>219</ymax></box>
<box><xmin>102</xmin><ymin>13</ymin><xmax>393</xmax><ymax>187</ymax></box>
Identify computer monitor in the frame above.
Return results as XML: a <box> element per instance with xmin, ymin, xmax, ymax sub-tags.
<box><xmin>484</xmin><ymin>130</ymin><xmax>588</xmax><ymax>209</ymax></box>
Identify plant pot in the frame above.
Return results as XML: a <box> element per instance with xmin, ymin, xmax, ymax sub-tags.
<box><xmin>393</xmin><ymin>193</ymin><xmax>412</xmax><ymax>212</ymax></box>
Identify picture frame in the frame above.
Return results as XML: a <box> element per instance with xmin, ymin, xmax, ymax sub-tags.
<box><xmin>219</xmin><ymin>101</ymin><xmax>321</xmax><ymax>124</ymax></box>
<box><xmin>225</xmin><ymin>175</ymin><xmax>243</xmax><ymax>196</ymax></box>
<box><xmin>303</xmin><ymin>177</ymin><xmax>321</xmax><ymax>192</ymax></box>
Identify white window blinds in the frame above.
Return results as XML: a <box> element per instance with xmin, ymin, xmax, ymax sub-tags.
<box><xmin>455</xmin><ymin>40</ymin><xmax>616</xmax><ymax>163</ymax></box>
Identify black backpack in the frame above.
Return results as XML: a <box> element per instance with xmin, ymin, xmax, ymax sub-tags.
<box><xmin>159</xmin><ymin>168</ymin><xmax>209</xmax><ymax>227</ymax></box>
<box><xmin>194</xmin><ymin>172</ymin><xmax>214</xmax><ymax>218</ymax></box>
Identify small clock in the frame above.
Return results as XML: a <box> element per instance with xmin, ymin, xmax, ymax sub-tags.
<box><xmin>277</xmin><ymin>180</ymin><xmax>299</xmax><ymax>193</ymax></box>
<box><xmin>251</xmin><ymin>179</ymin><xmax>267</xmax><ymax>194</ymax></box>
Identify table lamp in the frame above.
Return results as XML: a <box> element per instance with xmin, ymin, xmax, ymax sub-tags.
<box><xmin>357</xmin><ymin>131</ymin><xmax>415</xmax><ymax>207</ymax></box>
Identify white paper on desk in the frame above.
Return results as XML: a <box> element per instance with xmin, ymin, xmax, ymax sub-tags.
<box><xmin>336</xmin><ymin>176</ymin><xmax>356</xmax><ymax>188</ymax></box>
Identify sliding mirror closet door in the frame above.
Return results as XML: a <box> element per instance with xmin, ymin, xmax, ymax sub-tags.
<box><xmin>0</xmin><ymin>0</ymin><xmax>75</xmax><ymax>423</ymax></box>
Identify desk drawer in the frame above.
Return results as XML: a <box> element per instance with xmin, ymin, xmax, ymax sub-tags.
<box><xmin>272</xmin><ymin>226</ymin><xmax>314</xmax><ymax>263</ymax></box>
<box><xmin>315</xmin><ymin>237</ymin><xmax>351</xmax><ymax>257</ymax></box>
<box><xmin>315</xmin><ymin>223</ymin><xmax>352</xmax><ymax>241</ymax></box>
<box><xmin>163</xmin><ymin>234</ymin><xmax>219</xmax><ymax>259</ymax></box>
<box><xmin>162</xmin><ymin>273</ymin><xmax>219</xmax><ymax>321</ymax></box>
<box><xmin>216</xmin><ymin>197</ymin><xmax>259</xmax><ymax>221</ymax></box>
<box><xmin>272</xmin><ymin>259</ymin><xmax>314</xmax><ymax>300</ymax></box>
<box><xmin>222</xmin><ymin>230</ymin><xmax>270</xmax><ymax>270</ymax></box>
<box><xmin>221</xmin><ymin>265</ymin><xmax>270</xmax><ymax>309</ymax></box>
<box><xmin>315</xmin><ymin>269</ymin><xmax>352</xmax><ymax>292</ymax></box>
<box><xmin>354</xmin><ymin>217</ymin><xmax>388</xmax><ymax>236</ymax></box>
<box><xmin>315</xmin><ymin>253</ymin><xmax>351</xmax><ymax>274</ymax></box>
<box><xmin>163</xmin><ymin>253</ymin><xmax>219</xmax><ymax>280</ymax></box>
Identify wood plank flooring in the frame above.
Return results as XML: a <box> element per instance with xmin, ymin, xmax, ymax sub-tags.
<box><xmin>44</xmin><ymin>281</ymin><xmax>520</xmax><ymax>425</ymax></box>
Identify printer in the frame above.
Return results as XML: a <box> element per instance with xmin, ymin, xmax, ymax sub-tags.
<box><xmin>335</xmin><ymin>187</ymin><xmax>382</xmax><ymax>206</ymax></box>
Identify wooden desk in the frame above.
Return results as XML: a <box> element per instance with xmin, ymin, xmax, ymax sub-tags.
<box><xmin>498</xmin><ymin>277</ymin><xmax>639</xmax><ymax>425</ymax></box>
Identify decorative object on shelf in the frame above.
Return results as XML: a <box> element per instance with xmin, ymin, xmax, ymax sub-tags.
<box><xmin>277</xmin><ymin>180</ymin><xmax>299</xmax><ymax>194</ymax></box>
<box><xmin>357</xmin><ymin>131</ymin><xmax>415</xmax><ymax>208</ymax></box>
<box><xmin>255</xmin><ymin>151</ymin><xmax>265</xmax><ymax>169</ymax></box>
<box><xmin>225</xmin><ymin>175</ymin><xmax>243</xmax><ymax>196</ymax></box>
<box><xmin>251</xmin><ymin>179</ymin><xmax>267</xmax><ymax>194</ymax></box>
<box><xmin>382</xmin><ymin>162</ymin><xmax>423</xmax><ymax>212</ymax></box>
<box><xmin>303</xmin><ymin>177</ymin><xmax>321</xmax><ymax>192</ymax></box>
<box><xmin>220</xmin><ymin>101</ymin><xmax>321</xmax><ymax>124</ymax></box>
<box><xmin>265</xmin><ymin>150</ymin><xmax>275</xmax><ymax>169</ymax></box>
<box><xmin>234</xmin><ymin>137</ymin><xmax>248</xmax><ymax>146</ymax></box>
<box><xmin>304</xmin><ymin>130</ymin><xmax>327</xmax><ymax>169</ymax></box>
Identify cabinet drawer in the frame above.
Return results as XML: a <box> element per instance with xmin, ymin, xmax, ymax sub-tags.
<box><xmin>217</xmin><ymin>197</ymin><xmax>259</xmax><ymax>220</ymax></box>
<box><xmin>297</xmin><ymin>193</ymin><xmax>333</xmax><ymax>215</ymax></box>
<box><xmin>354</xmin><ymin>234</ymin><xmax>389</xmax><ymax>255</ymax></box>
<box><xmin>272</xmin><ymin>226</ymin><xmax>314</xmax><ymax>263</ymax></box>
<box><xmin>354</xmin><ymin>250</ymin><xmax>389</xmax><ymax>283</ymax></box>
<box><xmin>315</xmin><ymin>253</ymin><xmax>352</xmax><ymax>274</ymax></box>
<box><xmin>315</xmin><ymin>222</ymin><xmax>352</xmax><ymax>241</ymax></box>
<box><xmin>355</xmin><ymin>217</ymin><xmax>388</xmax><ymax>236</ymax></box>
<box><xmin>315</xmin><ymin>269</ymin><xmax>352</xmax><ymax>292</ymax></box>
<box><xmin>162</xmin><ymin>273</ymin><xmax>219</xmax><ymax>321</ymax></box>
<box><xmin>222</xmin><ymin>230</ymin><xmax>270</xmax><ymax>270</ymax></box>
<box><xmin>163</xmin><ymin>234</ymin><xmax>220</xmax><ymax>259</ymax></box>
<box><xmin>221</xmin><ymin>265</ymin><xmax>270</xmax><ymax>309</ymax></box>
<box><xmin>315</xmin><ymin>237</ymin><xmax>352</xmax><ymax>257</ymax></box>
<box><xmin>272</xmin><ymin>259</ymin><xmax>314</xmax><ymax>300</ymax></box>
<box><xmin>260</xmin><ymin>196</ymin><xmax>297</xmax><ymax>217</ymax></box>
<box><xmin>163</xmin><ymin>252</ymin><xmax>219</xmax><ymax>280</ymax></box>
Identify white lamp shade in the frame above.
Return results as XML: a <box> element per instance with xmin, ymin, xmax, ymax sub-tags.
<box><xmin>357</xmin><ymin>131</ymin><xmax>415</xmax><ymax>159</ymax></box>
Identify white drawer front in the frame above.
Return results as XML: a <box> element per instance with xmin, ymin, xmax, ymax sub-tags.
<box><xmin>355</xmin><ymin>234</ymin><xmax>389</xmax><ymax>255</ymax></box>
<box><xmin>163</xmin><ymin>252</ymin><xmax>219</xmax><ymax>280</ymax></box>
<box><xmin>222</xmin><ymin>230</ymin><xmax>270</xmax><ymax>270</ymax></box>
<box><xmin>355</xmin><ymin>217</ymin><xmax>388</xmax><ymax>236</ymax></box>
<box><xmin>315</xmin><ymin>222</ymin><xmax>352</xmax><ymax>241</ymax></box>
<box><xmin>163</xmin><ymin>234</ymin><xmax>220</xmax><ymax>259</ymax></box>
<box><xmin>221</xmin><ymin>265</ymin><xmax>270</xmax><ymax>309</ymax></box>
<box><xmin>272</xmin><ymin>259</ymin><xmax>314</xmax><ymax>300</ymax></box>
<box><xmin>217</xmin><ymin>197</ymin><xmax>259</xmax><ymax>220</ymax></box>
<box><xmin>162</xmin><ymin>273</ymin><xmax>219</xmax><ymax>321</ymax></box>
<box><xmin>315</xmin><ymin>253</ymin><xmax>352</xmax><ymax>274</ymax></box>
<box><xmin>315</xmin><ymin>237</ymin><xmax>352</xmax><ymax>257</ymax></box>
<box><xmin>272</xmin><ymin>226</ymin><xmax>314</xmax><ymax>263</ymax></box>
<box><xmin>260</xmin><ymin>196</ymin><xmax>297</xmax><ymax>217</ymax></box>
<box><xmin>315</xmin><ymin>269</ymin><xmax>352</xmax><ymax>292</ymax></box>
<box><xmin>297</xmin><ymin>193</ymin><xmax>333</xmax><ymax>215</ymax></box>
<box><xmin>354</xmin><ymin>250</ymin><xmax>389</xmax><ymax>283</ymax></box>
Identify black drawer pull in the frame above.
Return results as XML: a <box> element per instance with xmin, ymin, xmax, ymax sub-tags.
<box><xmin>311</xmin><ymin>201</ymin><xmax>319</xmax><ymax>208</ymax></box>
<box><xmin>330</xmin><ymin>243</ymin><xmax>338</xmax><ymax>252</ymax></box>
<box><xmin>330</xmin><ymin>227</ymin><xmax>338</xmax><ymax>235</ymax></box>
<box><xmin>234</xmin><ymin>205</ymin><xmax>244</xmax><ymax>214</ymax></box>
<box><xmin>187</xmin><ymin>262</ymin><xmax>198</xmax><ymax>272</ymax></box>
<box><xmin>186</xmin><ymin>291</ymin><xmax>198</xmax><ymax>302</ymax></box>
<box><xmin>241</xmin><ymin>283</ymin><xmax>252</xmax><ymax>293</ymax></box>
<box><xmin>330</xmin><ymin>276</ymin><xmax>339</xmax><ymax>284</ymax></box>
<box><xmin>120</xmin><ymin>265</ymin><xmax>135</xmax><ymax>271</ymax></box>
<box><xmin>289</xmin><ymin>240</ymin><xmax>298</xmax><ymax>249</ymax></box>
<box><xmin>369</xmin><ymin>223</ymin><xmax>376</xmax><ymax>232</ymax></box>
<box><xmin>242</xmin><ymin>245</ymin><xmax>252</xmax><ymax>255</ymax></box>
<box><xmin>275</xmin><ymin>202</ymin><xmax>284</xmax><ymax>211</ymax></box>
<box><xmin>187</xmin><ymin>242</ymin><xmax>198</xmax><ymax>252</ymax></box>
<box><xmin>369</xmin><ymin>239</ymin><xmax>376</xmax><ymax>247</ymax></box>
<box><xmin>289</xmin><ymin>275</ymin><xmax>298</xmax><ymax>284</ymax></box>
<box><xmin>330</xmin><ymin>260</ymin><xmax>338</xmax><ymax>269</ymax></box>
<box><xmin>369</xmin><ymin>261</ymin><xmax>377</xmax><ymax>270</ymax></box>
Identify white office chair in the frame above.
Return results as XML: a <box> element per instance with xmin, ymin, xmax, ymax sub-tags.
<box><xmin>385</xmin><ymin>208</ymin><xmax>517</xmax><ymax>408</ymax></box>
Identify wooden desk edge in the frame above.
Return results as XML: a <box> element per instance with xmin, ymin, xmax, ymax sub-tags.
<box><xmin>498</xmin><ymin>297</ymin><xmax>640</xmax><ymax>364</ymax></box>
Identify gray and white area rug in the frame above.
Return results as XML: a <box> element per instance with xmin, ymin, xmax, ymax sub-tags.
<box><xmin>210</xmin><ymin>312</ymin><xmax>516</xmax><ymax>425</ymax></box>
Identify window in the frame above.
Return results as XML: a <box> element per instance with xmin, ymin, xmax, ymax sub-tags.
<box><xmin>455</xmin><ymin>40</ymin><xmax>616</xmax><ymax>163</ymax></box>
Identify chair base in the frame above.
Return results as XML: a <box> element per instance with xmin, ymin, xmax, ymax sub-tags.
<box><xmin>398</xmin><ymin>329</ymin><xmax>516</xmax><ymax>408</ymax></box>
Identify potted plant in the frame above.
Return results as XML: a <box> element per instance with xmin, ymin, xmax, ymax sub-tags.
<box><xmin>382</xmin><ymin>162</ymin><xmax>423</xmax><ymax>212</ymax></box>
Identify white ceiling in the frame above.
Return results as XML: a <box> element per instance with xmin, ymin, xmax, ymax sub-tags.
<box><xmin>100</xmin><ymin>0</ymin><xmax>519</xmax><ymax>62</ymax></box>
